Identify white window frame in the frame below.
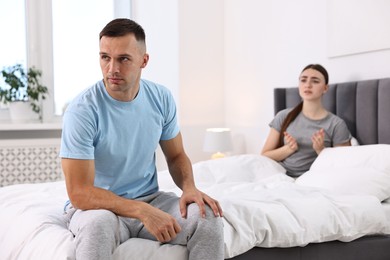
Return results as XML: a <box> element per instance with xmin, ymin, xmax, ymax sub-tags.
<box><xmin>25</xmin><ymin>0</ymin><xmax>55</xmax><ymax>123</ymax></box>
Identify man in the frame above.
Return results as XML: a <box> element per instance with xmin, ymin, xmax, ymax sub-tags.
<box><xmin>60</xmin><ymin>18</ymin><xmax>224</xmax><ymax>260</ymax></box>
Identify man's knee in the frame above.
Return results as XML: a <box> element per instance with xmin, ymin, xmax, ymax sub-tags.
<box><xmin>184</xmin><ymin>204</ymin><xmax>224</xmax><ymax>259</ymax></box>
<box><xmin>71</xmin><ymin>209</ymin><xmax>119</xmax><ymax>236</ymax></box>
<box><xmin>70</xmin><ymin>209</ymin><xmax>120</xmax><ymax>259</ymax></box>
<box><xmin>186</xmin><ymin>203</ymin><xmax>223</xmax><ymax>236</ymax></box>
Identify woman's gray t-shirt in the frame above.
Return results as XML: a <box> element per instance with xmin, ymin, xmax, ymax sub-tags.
<box><xmin>269</xmin><ymin>108</ymin><xmax>351</xmax><ymax>177</ymax></box>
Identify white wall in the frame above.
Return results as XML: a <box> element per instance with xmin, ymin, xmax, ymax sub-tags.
<box><xmin>132</xmin><ymin>0</ymin><xmax>226</xmax><ymax>170</ymax></box>
<box><xmin>223</xmin><ymin>0</ymin><xmax>390</xmax><ymax>156</ymax></box>
<box><xmin>131</xmin><ymin>0</ymin><xmax>180</xmax><ymax>102</ymax></box>
<box><xmin>134</xmin><ymin>0</ymin><xmax>390</xmax><ymax>169</ymax></box>
<box><xmin>178</xmin><ymin>0</ymin><xmax>226</xmax><ymax>164</ymax></box>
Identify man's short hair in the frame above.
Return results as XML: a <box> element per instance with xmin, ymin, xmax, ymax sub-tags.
<box><xmin>99</xmin><ymin>18</ymin><xmax>146</xmax><ymax>44</ymax></box>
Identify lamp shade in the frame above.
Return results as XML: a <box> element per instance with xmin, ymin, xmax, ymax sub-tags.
<box><xmin>203</xmin><ymin>128</ymin><xmax>233</xmax><ymax>153</ymax></box>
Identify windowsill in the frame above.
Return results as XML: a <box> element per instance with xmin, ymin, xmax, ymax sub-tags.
<box><xmin>0</xmin><ymin>121</ymin><xmax>62</xmax><ymax>131</ymax></box>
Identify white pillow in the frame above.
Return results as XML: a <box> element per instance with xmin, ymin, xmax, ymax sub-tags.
<box><xmin>192</xmin><ymin>154</ymin><xmax>286</xmax><ymax>184</ymax></box>
<box><xmin>296</xmin><ymin>144</ymin><xmax>390</xmax><ymax>201</ymax></box>
<box><xmin>157</xmin><ymin>154</ymin><xmax>286</xmax><ymax>191</ymax></box>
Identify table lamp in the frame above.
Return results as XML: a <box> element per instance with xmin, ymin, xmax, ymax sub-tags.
<box><xmin>203</xmin><ymin>128</ymin><xmax>233</xmax><ymax>159</ymax></box>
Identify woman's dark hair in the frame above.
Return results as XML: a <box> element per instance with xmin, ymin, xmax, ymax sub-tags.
<box><xmin>99</xmin><ymin>18</ymin><xmax>146</xmax><ymax>44</ymax></box>
<box><xmin>277</xmin><ymin>64</ymin><xmax>329</xmax><ymax>147</ymax></box>
<box><xmin>303</xmin><ymin>64</ymin><xmax>329</xmax><ymax>84</ymax></box>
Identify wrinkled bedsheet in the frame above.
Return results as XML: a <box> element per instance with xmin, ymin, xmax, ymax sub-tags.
<box><xmin>1</xmin><ymin>155</ymin><xmax>389</xmax><ymax>260</ymax></box>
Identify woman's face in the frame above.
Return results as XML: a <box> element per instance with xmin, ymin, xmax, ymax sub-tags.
<box><xmin>298</xmin><ymin>68</ymin><xmax>328</xmax><ymax>102</ymax></box>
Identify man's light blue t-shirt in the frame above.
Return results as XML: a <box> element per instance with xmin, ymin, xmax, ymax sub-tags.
<box><xmin>60</xmin><ymin>79</ymin><xmax>179</xmax><ymax>199</ymax></box>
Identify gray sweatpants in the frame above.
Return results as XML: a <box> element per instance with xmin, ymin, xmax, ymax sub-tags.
<box><xmin>64</xmin><ymin>191</ymin><xmax>224</xmax><ymax>260</ymax></box>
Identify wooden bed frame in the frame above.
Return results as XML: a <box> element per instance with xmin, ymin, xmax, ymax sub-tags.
<box><xmin>230</xmin><ymin>78</ymin><xmax>390</xmax><ymax>260</ymax></box>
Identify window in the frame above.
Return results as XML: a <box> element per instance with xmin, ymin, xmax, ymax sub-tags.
<box><xmin>52</xmin><ymin>0</ymin><xmax>114</xmax><ymax>115</ymax></box>
<box><xmin>0</xmin><ymin>0</ymin><xmax>26</xmax><ymax>108</ymax></box>
<box><xmin>0</xmin><ymin>0</ymin><xmax>130</xmax><ymax>122</ymax></box>
<box><xmin>0</xmin><ymin>0</ymin><xmax>26</xmax><ymax>68</ymax></box>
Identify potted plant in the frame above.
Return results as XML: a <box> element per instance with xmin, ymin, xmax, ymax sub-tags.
<box><xmin>0</xmin><ymin>63</ymin><xmax>48</xmax><ymax>122</ymax></box>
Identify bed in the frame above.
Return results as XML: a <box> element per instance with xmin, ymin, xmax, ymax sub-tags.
<box><xmin>230</xmin><ymin>77</ymin><xmax>390</xmax><ymax>260</ymax></box>
<box><xmin>1</xmin><ymin>78</ymin><xmax>390</xmax><ymax>260</ymax></box>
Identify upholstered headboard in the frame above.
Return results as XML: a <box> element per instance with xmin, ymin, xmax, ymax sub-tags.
<box><xmin>274</xmin><ymin>78</ymin><xmax>390</xmax><ymax>145</ymax></box>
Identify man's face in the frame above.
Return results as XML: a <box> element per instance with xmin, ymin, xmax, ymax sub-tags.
<box><xmin>99</xmin><ymin>34</ymin><xmax>148</xmax><ymax>101</ymax></box>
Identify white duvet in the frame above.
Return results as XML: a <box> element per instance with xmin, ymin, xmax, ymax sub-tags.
<box><xmin>0</xmin><ymin>154</ymin><xmax>389</xmax><ymax>260</ymax></box>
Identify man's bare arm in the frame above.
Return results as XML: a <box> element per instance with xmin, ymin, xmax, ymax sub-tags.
<box><xmin>61</xmin><ymin>158</ymin><xmax>181</xmax><ymax>242</ymax></box>
<box><xmin>160</xmin><ymin>132</ymin><xmax>223</xmax><ymax>218</ymax></box>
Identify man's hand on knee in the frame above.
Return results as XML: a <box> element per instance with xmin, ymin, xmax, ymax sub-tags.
<box><xmin>140</xmin><ymin>203</ymin><xmax>182</xmax><ymax>243</ymax></box>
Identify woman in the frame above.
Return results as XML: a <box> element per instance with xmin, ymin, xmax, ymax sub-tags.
<box><xmin>261</xmin><ymin>64</ymin><xmax>351</xmax><ymax>177</ymax></box>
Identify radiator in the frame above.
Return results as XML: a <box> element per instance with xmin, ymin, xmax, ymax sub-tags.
<box><xmin>0</xmin><ymin>139</ymin><xmax>63</xmax><ymax>187</ymax></box>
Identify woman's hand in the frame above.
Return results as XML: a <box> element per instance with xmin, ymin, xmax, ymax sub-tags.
<box><xmin>284</xmin><ymin>132</ymin><xmax>298</xmax><ymax>152</ymax></box>
<box><xmin>312</xmin><ymin>128</ymin><xmax>325</xmax><ymax>154</ymax></box>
